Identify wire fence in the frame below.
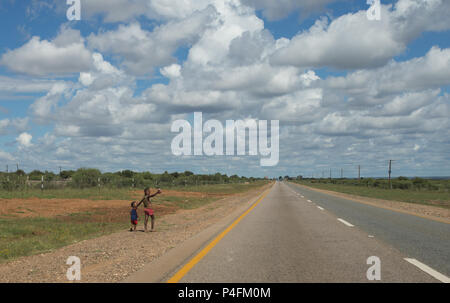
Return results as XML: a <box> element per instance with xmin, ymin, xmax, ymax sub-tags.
<box><xmin>0</xmin><ymin>168</ymin><xmax>261</xmax><ymax>192</ymax></box>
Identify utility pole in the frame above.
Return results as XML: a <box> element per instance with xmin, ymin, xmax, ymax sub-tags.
<box><xmin>358</xmin><ymin>165</ymin><xmax>361</xmax><ymax>182</ymax></box>
<box><xmin>329</xmin><ymin>168</ymin><xmax>332</xmax><ymax>179</ymax></box>
<box><xmin>6</xmin><ymin>165</ymin><xmax>8</xmax><ymax>173</ymax></box>
<box><xmin>388</xmin><ymin>160</ymin><xmax>393</xmax><ymax>189</ymax></box>
<box><xmin>341</xmin><ymin>168</ymin><xmax>343</xmax><ymax>179</ymax></box>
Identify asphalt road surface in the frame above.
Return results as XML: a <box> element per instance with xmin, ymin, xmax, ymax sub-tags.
<box><xmin>285</xmin><ymin>182</ymin><xmax>450</xmax><ymax>278</ymax></box>
<box><xmin>155</xmin><ymin>182</ymin><xmax>450</xmax><ymax>282</ymax></box>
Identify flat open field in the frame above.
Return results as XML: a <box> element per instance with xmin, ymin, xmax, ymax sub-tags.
<box><xmin>0</xmin><ymin>182</ymin><xmax>266</xmax><ymax>200</ymax></box>
<box><xmin>0</xmin><ymin>181</ymin><xmax>268</xmax><ymax>262</ymax></box>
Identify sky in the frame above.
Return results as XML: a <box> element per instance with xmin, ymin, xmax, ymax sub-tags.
<box><xmin>0</xmin><ymin>0</ymin><xmax>449</xmax><ymax>178</ymax></box>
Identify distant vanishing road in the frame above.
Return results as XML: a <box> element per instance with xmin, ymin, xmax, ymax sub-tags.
<box><xmin>128</xmin><ymin>181</ymin><xmax>450</xmax><ymax>283</ymax></box>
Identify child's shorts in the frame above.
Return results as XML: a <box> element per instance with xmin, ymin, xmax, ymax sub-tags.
<box><xmin>131</xmin><ymin>220</ymin><xmax>138</xmax><ymax>225</ymax></box>
<box><xmin>144</xmin><ymin>208</ymin><xmax>154</xmax><ymax>216</ymax></box>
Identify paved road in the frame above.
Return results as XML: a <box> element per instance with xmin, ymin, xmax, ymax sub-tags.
<box><xmin>172</xmin><ymin>182</ymin><xmax>448</xmax><ymax>282</ymax></box>
<box><xmin>285</xmin><ymin>182</ymin><xmax>450</xmax><ymax>277</ymax></box>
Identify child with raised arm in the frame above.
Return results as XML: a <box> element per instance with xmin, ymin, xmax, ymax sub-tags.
<box><xmin>136</xmin><ymin>187</ymin><xmax>162</xmax><ymax>232</ymax></box>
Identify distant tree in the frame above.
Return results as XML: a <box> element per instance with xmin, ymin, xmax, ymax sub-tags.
<box><xmin>60</xmin><ymin>170</ymin><xmax>75</xmax><ymax>179</ymax></box>
<box><xmin>44</xmin><ymin>171</ymin><xmax>57</xmax><ymax>181</ymax></box>
<box><xmin>142</xmin><ymin>171</ymin><xmax>153</xmax><ymax>180</ymax></box>
<box><xmin>213</xmin><ymin>173</ymin><xmax>222</xmax><ymax>182</ymax></box>
<box><xmin>412</xmin><ymin>177</ymin><xmax>427</xmax><ymax>190</ymax></box>
<box><xmin>121</xmin><ymin>170</ymin><xmax>134</xmax><ymax>178</ymax></box>
<box><xmin>15</xmin><ymin>169</ymin><xmax>26</xmax><ymax>176</ymax></box>
<box><xmin>160</xmin><ymin>171</ymin><xmax>172</xmax><ymax>183</ymax></box>
<box><xmin>29</xmin><ymin>170</ymin><xmax>44</xmax><ymax>181</ymax></box>
<box><xmin>71</xmin><ymin>168</ymin><xmax>101</xmax><ymax>188</ymax></box>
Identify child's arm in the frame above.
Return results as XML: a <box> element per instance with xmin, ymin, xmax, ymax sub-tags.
<box><xmin>149</xmin><ymin>189</ymin><xmax>162</xmax><ymax>198</ymax></box>
<box><xmin>135</xmin><ymin>196</ymin><xmax>145</xmax><ymax>207</ymax></box>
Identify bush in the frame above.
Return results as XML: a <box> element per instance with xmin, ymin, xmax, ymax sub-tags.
<box><xmin>120</xmin><ymin>170</ymin><xmax>134</xmax><ymax>178</ymax></box>
<box><xmin>71</xmin><ymin>168</ymin><xmax>101</xmax><ymax>188</ymax></box>
<box><xmin>15</xmin><ymin>169</ymin><xmax>26</xmax><ymax>176</ymax></box>
<box><xmin>394</xmin><ymin>180</ymin><xmax>412</xmax><ymax>190</ymax></box>
<box><xmin>44</xmin><ymin>171</ymin><xmax>57</xmax><ymax>181</ymax></box>
<box><xmin>28</xmin><ymin>170</ymin><xmax>44</xmax><ymax>181</ymax></box>
<box><xmin>142</xmin><ymin>172</ymin><xmax>153</xmax><ymax>180</ymax></box>
<box><xmin>60</xmin><ymin>170</ymin><xmax>75</xmax><ymax>179</ymax></box>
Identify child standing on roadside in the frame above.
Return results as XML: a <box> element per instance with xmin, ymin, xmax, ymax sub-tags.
<box><xmin>136</xmin><ymin>187</ymin><xmax>162</xmax><ymax>232</ymax></box>
<box><xmin>130</xmin><ymin>201</ymin><xmax>138</xmax><ymax>232</ymax></box>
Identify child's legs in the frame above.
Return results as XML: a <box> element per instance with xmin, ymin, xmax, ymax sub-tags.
<box><xmin>150</xmin><ymin>214</ymin><xmax>155</xmax><ymax>230</ymax></box>
<box><xmin>144</xmin><ymin>214</ymin><xmax>149</xmax><ymax>229</ymax></box>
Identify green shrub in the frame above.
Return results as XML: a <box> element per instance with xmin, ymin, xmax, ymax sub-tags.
<box><xmin>71</xmin><ymin>168</ymin><xmax>101</xmax><ymax>188</ymax></box>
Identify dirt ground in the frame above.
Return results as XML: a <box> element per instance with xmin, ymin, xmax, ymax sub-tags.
<box><xmin>0</xmin><ymin>189</ymin><xmax>229</xmax><ymax>220</ymax></box>
<box><xmin>0</xmin><ymin>184</ymin><xmax>271</xmax><ymax>282</ymax></box>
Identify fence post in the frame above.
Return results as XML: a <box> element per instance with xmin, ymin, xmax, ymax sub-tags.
<box><xmin>41</xmin><ymin>175</ymin><xmax>44</xmax><ymax>191</ymax></box>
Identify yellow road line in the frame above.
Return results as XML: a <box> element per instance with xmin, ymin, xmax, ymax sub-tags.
<box><xmin>167</xmin><ymin>187</ymin><xmax>272</xmax><ymax>283</ymax></box>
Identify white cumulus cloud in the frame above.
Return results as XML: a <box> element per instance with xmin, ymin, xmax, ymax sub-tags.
<box><xmin>17</xmin><ymin>132</ymin><xmax>33</xmax><ymax>148</ymax></box>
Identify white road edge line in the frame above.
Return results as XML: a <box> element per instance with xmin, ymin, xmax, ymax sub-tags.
<box><xmin>317</xmin><ymin>206</ymin><xmax>324</xmax><ymax>211</ymax></box>
<box><xmin>337</xmin><ymin>218</ymin><xmax>354</xmax><ymax>227</ymax></box>
<box><xmin>404</xmin><ymin>258</ymin><xmax>450</xmax><ymax>283</ymax></box>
